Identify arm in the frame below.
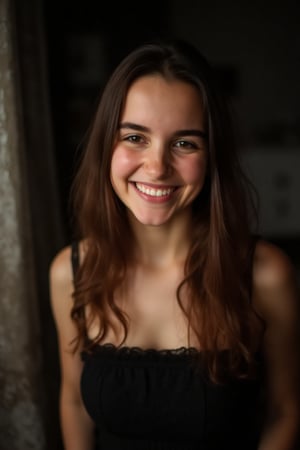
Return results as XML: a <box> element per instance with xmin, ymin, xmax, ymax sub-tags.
<box><xmin>253</xmin><ymin>240</ymin><xmax>300</xmax><ymax>450</ymax></box>
<box><xmin>49</xmin><ymin>246</ymin><xmax>95</xmax><ymax>450</ymax></box>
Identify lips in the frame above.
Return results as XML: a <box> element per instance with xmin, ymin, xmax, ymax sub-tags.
<box><xmin>134</xmin><ymin>182</ymin><xmax>177</xmax><ymax>198</ymax></box>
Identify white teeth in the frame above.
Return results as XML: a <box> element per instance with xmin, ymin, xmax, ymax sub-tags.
<box><xmin>135</xmin><ymin>182</ymin><xmax>174</xmax><ymax>197</ymax></box>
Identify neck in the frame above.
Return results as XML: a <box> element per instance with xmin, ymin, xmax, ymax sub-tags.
<box><xmin>128</xmin><ymin>212</ymin><xmax>193</xmax><ymax>269</ymax></box>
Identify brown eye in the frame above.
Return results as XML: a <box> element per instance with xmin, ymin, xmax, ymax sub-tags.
<box><xmin>173</xmin><ymin>140</ymin><xmax>198</xmax><ymax>153</ymax></box>
<box><xmin>123</xmin><ymin>134</ymin><xmax>144</xmax><ymax>144</ymax></box>
<box><xmin>175</xmin><ymin>140</ymin><xmax>194</xmax><ymax>148</ymax></box>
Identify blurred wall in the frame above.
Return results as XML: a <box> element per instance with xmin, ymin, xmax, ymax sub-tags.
<box><xmin>0</xmin><ymin>1</ymin><xmax>46</xmax><ymax>448</ymax></box>
<box><xmin>0</xmin><ymin>0</ymin><xmax>65</xmax><ymax>448</ymax></box>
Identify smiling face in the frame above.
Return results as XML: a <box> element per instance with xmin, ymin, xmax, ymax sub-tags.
<box><xmin>110</xmin><ymin>74</ymin><xmax>208</xmax><ymax>228</ymax></box>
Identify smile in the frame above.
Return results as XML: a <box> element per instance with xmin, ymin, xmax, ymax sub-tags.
<box><xmin>134</xmin><ymin>182</ymin><xmax>176</xmax><ymax>197</ymax></box>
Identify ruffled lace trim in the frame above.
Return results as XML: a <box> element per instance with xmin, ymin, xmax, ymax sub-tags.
<box><xmin>82</xmin><ymin>343</ymin><xmax>202</xmax><ymax>362</ymax></box>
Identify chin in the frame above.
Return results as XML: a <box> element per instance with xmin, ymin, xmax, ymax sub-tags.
<box><xmin>130</xmin><ymin>212</ymin><xmax>174</xmax><ymax>227</ymax></box>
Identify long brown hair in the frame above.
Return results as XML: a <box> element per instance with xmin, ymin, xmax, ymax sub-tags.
<box><xmin>70</xmin><ymin>38</ymin><xmax>260</xmax><ymax>381</ymax></box>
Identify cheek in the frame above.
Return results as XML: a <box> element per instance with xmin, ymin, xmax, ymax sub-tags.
<box><xmin>179</xmin><ymin>156</ymin><xmax>207</xmax><ymax>185</ymax></box>
<box><xmin>110</xmin><ymin>147</ymin><xmax>137</xmax><ymax>180</ymax></box>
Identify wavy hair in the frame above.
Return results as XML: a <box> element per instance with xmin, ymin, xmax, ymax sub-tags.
<box><xmin>70</xmin><ymin>38</ymin><xmax>260</xmax><ymax>382</ymax></box>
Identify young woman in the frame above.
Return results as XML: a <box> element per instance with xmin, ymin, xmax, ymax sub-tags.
<box><xmin>49</xmin><ymin>39</ymin><xmax>300</xmax><ymax>449</ymax></box>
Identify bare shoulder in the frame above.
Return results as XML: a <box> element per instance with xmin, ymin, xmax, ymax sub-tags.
<box><xmin>49</xmin><ymin>241</ymin><xmax>88</xmax><ymax>347</ymax></box>
<box><xmin>252</xmin><ymin>238</ymin><xmax>299</xmax><ymax>319</ymax></box>
<box><xmin>50</xmin><ymin>245</ymin><xmax>73</xmax><ymax>287</ymax></box>
<box><xmin>49</xmin><ymin>239</ymin><xmax>87</xmax><ymax>287</ymax></box>
<box><xmin>49</xmin><ymin>239</ymin><xmax>88</xmax><ymax>317</ymax></box>
<box><xmin>49</xmin><ymin>245</ymin><xmax>75</xmax><ymax>328</ymax></box>
<box><xmin>253</xmin><ymin>238</ymin><xmax>297</xmax><ymax>286</ymax></box>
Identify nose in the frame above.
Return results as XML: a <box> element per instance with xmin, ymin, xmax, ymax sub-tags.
<box><xmin>143</xmin><ymin>146</ymin><xmax>172</xmax><ymax>179</ymax></box>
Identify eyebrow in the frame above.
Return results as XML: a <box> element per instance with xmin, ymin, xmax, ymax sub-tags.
<box><xmin>119</xmin><ymin>122</ymin><xmax>207</xmax><ymax>139</ymax></box>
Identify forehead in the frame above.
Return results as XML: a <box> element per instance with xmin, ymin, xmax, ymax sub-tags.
<box><xmin>121</xmin><ymin>75</ymin><xmax>204</xmax><ymax>129</ymax></box>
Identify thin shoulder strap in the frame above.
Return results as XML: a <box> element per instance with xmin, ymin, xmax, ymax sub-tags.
<box><xmin>70</xmin><ymin>241</ymin><xmax>80</xmax><ymax>281</ymax></box>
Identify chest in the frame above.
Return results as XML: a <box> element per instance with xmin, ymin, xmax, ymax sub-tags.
<box><xmin>121</xmin><ymin>265</ymin><xmax>193</xmax><ymax>346</ymax></box>
<box><xmin>128</xmin><ymin>265</ymin><xmax>184</xmax><ymax>315</ymax></box>
<box><xmin>87</xmin><ymin>265</ymin><xmax>194</xmax><ymax>348</ymax></box>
